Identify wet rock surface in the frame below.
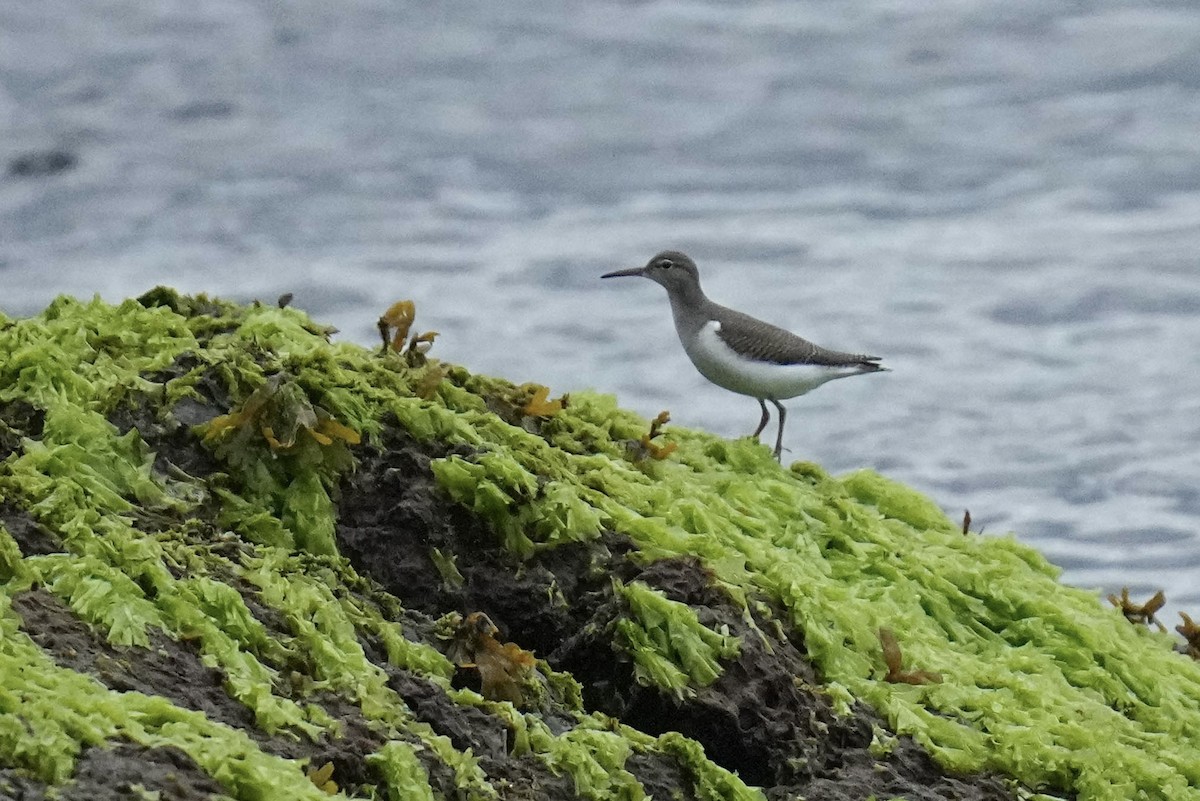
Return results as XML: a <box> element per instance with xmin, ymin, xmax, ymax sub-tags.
<box><xmin>12</xmin><ymin>589</ymin><xmax>262</xmax><ymax>736</ymax></box>
<box><xmin>0</xmin><ymin>770</ymin><xmax>47</xmax><ymax>801</ymax></box>
<box><xmin>60</xmin><ymin>744</ymin><xmax>225</xmax><ymax>801</ymax></box>
<box><xmin>0</xmin><ymin>505</ymin><xmax>62</xmax><ymax>557</ymax></box>
<box><xmin>0</xmin><ymin>745</ymin><xmax>222</xmax><ymax>801</ymax></box>
<box><xmin>11</xmin><ymin>585</ymin><xmax>397</xmax><ymax>793</ymax></box>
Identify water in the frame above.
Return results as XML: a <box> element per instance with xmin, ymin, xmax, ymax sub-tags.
<box><xmin>2</xmin><ymin>1</ymin><xmax>1198</xmax><ymax>619</ymax></box>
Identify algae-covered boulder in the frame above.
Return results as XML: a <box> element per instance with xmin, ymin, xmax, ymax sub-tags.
<box><xmin>1</xmin><ymin>291</ymin><xmax>1198</xmax><ymax>801</ymax></box>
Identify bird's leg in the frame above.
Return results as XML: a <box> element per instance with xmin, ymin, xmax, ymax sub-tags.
<box><xmin>771</xmin><ymin>400</ymin><xmax>787</xmax><ymax>461</ymax></box>
<box><xmin>750</xmin><ymin>398</ymin><xmax>770</xmax><ymax>439</ymax></box>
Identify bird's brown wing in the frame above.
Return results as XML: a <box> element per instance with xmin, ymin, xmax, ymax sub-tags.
<box><xmin>713</xmin><ymin>306</ymin><xmax>883</xmax><ymax>367</ymax></box>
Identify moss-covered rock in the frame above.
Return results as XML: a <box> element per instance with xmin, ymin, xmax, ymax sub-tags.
<box><xmin>0</xmin><ymin>291</ymin><xmax>1196</xmax><ymax>801</ymax></box>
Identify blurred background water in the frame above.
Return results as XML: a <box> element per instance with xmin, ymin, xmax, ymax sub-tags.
<box><xmin>2</xmin><ymin>1</ymin><xmax>1198</xmax><ymax>617</ymax></box>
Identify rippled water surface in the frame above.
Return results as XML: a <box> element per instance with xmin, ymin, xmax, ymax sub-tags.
<box><xmin>3</xmin><ymin>1</ymin><xmax>1199</xmax><ymax>614</ymax></box>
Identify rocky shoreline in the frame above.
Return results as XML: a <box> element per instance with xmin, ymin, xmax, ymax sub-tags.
<box><xmin>1</xmin><ymin>290</ymin><xmax>1196</xmax><ymax>801</ymax></box>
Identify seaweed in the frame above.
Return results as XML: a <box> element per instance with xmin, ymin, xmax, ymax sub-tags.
<box><xmin>1108</xmin><ymin>588</ymin><xmax>1167</xmax><ymax>632</ymax></box>
<box><xmin>443</xmin><ymin>611</ymin><xmax>538</xmax><ymax>706</ymax></box>
<box><xmin>3</xmin><ymin>290</ymin><xmax>1198</xmax><ymax>801</ymax></box>
<box><xmin>878</xmin><ymin>627</ymin><xmax>943</xmax><ymax>685</ymax></box>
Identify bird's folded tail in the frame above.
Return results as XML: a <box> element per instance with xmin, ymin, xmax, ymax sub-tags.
<box><xmin>852</xmin><ymin>356</ymin><xmax>888</xmax><ymax>373</ymax></box>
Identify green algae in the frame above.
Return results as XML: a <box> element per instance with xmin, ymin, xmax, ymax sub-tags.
<box><xmin>334</xmin><ymin>588</ymin><xmax>455</xmax><ymax>681</ymax></box>
<box><xmin>384</xmin><ymin>334</ymin><xmax>1200</xmax><ymax>798</ymax></box>
<box><xmin>429</xmin><ymin>546</ymin><xmax>466</xmax><ymax>591</ymax></box>
<box><xmin>655</xmin><ymin>733</ymin><xmax>766</xmax><ymax>801</ymax></box>
<box><xmin>366</xmin><ymin>741</ymin><xmax>437</xmax><ymax>801</ymax></box>
<box><xmin>526</xmin><ymin>720</ymin><xmax>645</xmax><ymax>801</ymax></box>
<box><xmin>432</xmin><ymin>452</ymin><xmax>604</xmax><ymax>557</ymax></box>
<box><xmin>2</xmin><ymin>403</ymin><xmax>329</xmax><ymax>738</ymax></box>
<box><xmin>2</xmin><ymin>290</ymin><xmax>1198</xmax><ymax>800</ymax></box>
<box><xmin>0</xmin><ymin>523</ymin><xmax>21</xmax><ymax>583</ymax></box>
<box><xmin>613</xmin><ymin>580</ymin><xmax>741</xmax><ymax>698</ymax></box>
<box><xmin>435</xmin><ymin>409</ymin><xmax>1200</xmax><ymax>798</ymax></box>
<box><xmin>0</xmin><ymin>295</ymin><xmax>468</xmax><ymax>795</ymax></box>
<box><xmin>1</xmin><ymin>290</ymin><xmax>762</xmax><ymax>801</ymax></box>
<box><xmin>0</xmin><ymin>594</ymin><xmax>334</xmax><ymax>799</ymax></box>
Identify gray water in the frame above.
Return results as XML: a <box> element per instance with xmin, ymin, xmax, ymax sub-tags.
<box><xmin>2</xmin><ymin>1</ymin><xmax>1199</xmax><ymax>618</ymax></box>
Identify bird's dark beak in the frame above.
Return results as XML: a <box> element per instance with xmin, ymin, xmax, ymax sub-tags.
<box><xmin>601</xmin><ymin>267</ymin><xmax>646</xmax><ymax>279</ymax></box>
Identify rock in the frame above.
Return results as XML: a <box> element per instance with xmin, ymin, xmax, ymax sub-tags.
<box><xmin>0</xmin><ymin>289</ymin><xmax>1196</xmax><ymax>801</ymax></box>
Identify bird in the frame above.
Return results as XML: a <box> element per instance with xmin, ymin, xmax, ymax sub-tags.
<box><xmin>602</xmin><ymin>250</ymin><xmax>887</xmax><ymax>460</ymax></box>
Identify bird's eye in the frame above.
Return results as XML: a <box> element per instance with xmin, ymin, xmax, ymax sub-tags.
<box><xmin>658</xmin><ymin>259</ymin><xmax>674</xmax><ymax>269</ymax></box>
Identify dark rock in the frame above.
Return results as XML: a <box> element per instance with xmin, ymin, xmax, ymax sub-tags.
<box><xmin>58</xmin><ymin>744</ymin><xmax>225</xmax><ymax>801</ymax></box>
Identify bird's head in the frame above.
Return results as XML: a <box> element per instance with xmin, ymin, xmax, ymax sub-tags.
<box><xmin>601</xmin><ymin>250</ymin><xmax>701</xmax><ymax>296</ymax></box>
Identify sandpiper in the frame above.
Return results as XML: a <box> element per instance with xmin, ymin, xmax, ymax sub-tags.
<box><xmin>602</xmin><ymin>250</ymin><xmax>887</xmax><ymax>460</ymax></box>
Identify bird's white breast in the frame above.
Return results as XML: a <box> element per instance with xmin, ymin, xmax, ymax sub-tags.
<box><xmin>683</xmin><ymin>321</ymin><xmax>861</xmax><ymax>400</ymax></box>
